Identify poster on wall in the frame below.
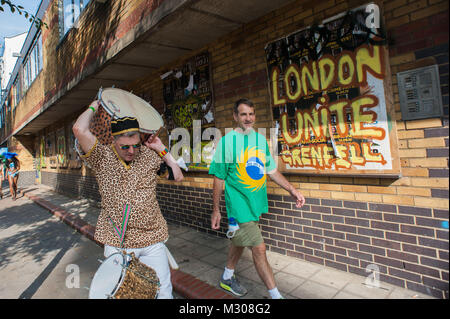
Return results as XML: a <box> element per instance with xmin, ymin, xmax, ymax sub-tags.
<box><xmin>161</xmin><ymin>51</ymin><xmax>215</xmax><ymax>171</ymax></box>
<box><xmin>56</xmin><ymin>127</ymin><xmax>67</xmax><ymax>168</ymax></box>
<box><xmin>39</xmin><ymin>136</ymin><xmax>46</xmax><ymax>169</ymax></box>
<box><xmin>68</xmin><ymin>120</ymin><xmax>82</xmax><ymax>168</ymax></box>
<box><xmin>41</xmin><ymin>132</ymin><xmax>56</xmax><ymax>168</ymax></box>
<box><xmin>265</xmin><ymin>3</ymin><xmax>400</xmax><ymax>177</ymax></box>
<box><xmin>47</xmin><ymin>132</ymin><xmax>57</xmax><ymax>168</ymax></box>
<box><xmin>34</xmin><ymin>137</ymin><xmax>42</xmax><ymax>183</ymax></box>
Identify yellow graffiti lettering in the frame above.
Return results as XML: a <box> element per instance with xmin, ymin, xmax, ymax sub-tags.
<box><xmin>281</xmin><ymin>151</ymin><xmax>293</xmax><ymax>166</ymax></box>
<box><xmin>284</xmin><ymin>65</ymin><xmax>302</xmax><ymax>101</ymax></box>
<box><xmin>318</xmin><ymin>56</ymin><xmax>335</xmax><ymax>91</ymax></box>
<box><xmin>280</xmin><ymin>112</ymin><xmax>303</xmax><ymax>146</ymax></box>
<box><xmin>335</xmin><ymin>144</ymin><xmax>352</xmax><ymax>169</ymax></box>
<box><xmin>348</xmin><ymin>143</ymin><xmax>365</xmax><ymax>165</ymax></box>
<box><xmin>303</xmin><ymin>109</ymin><xmax>323</xmax><ymax>142</ymax></box>
<box><xmin>291</xmin><ymin>148</ymin><xmax>303</xmax><ymax>167</ymax></box>
<box><xmin>319</xmin><ymin>106</ymin><xmax>331</xmax><ymax>138</ymax></box>
<box><xmin>271</xmin><ymin>67</ymin><xmax>287</xmax><ymax>106</ymax></box>
<box><xmin>310</xmin><ymin>145</ymin><xmax>324</xmax><ymax>169</ymax></box>
<box><xmin>328</xmin><ymin>101</ymin><xmax>349</xmax><ymax>137</ymax></box>
<box><xmin>270</xmin><ymin>45</ymin><xmax>384</xmax><ymax>103</ymax></box>
<box><xmin>337</xmin><ymin>53</ymin><xmax>355</xmax><ymax>86</ymax></box>
<box><xmin>301</xmin><ymin>61</ymin><xmax>320</xmax><ymax>96</ymax></box>
<box><xmin>362</xmin><ymin>142</ymin><xmax>387</xmax><ymax>165</ymax></box>
<box><xmin>280</xmin><ymin>141</ymin><xmax>387</xmax><ymax>170</ymax></box>
<box><xmin>350</xmin><ymin>95</ymin><xmax>386</xmax><ymax>140</ymax></box>
<box><xmin>301</xmin><ymin>146</ymin><xmax>312</xmax><ymax>166</ymax></box>
<box><xmin>280</xmin><ymin>96</ymin><xmax>386</xmax><ymax>146</ymax></box>
<box><xmin>323</xmin><ymin>145</ymin><xmax>335</xmax><ymax>168</ymax></box>
<box><xmin>356</xmin><ymin>45</ymin><xmax>383</xmax><ymax>85</ymax></box>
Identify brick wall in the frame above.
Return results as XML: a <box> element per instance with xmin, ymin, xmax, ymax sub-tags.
<box><xmin>40</xmin><ymin>171</ymin><xmax>101</xmax><ymax>202</ymax></box>
<box><xmin>138</xmin><ymin>0</ymin><xmax>449</xmax><ymax>298</ymax></box>
<box><xmin>157</xmin><ymin>181</ymin><xmax>448</xmax><ymax>298</ymax></box>
<box><xmin>17</xmin><ymin>171</ymin><xmax>36</xmax><ymax>188</ymax></box>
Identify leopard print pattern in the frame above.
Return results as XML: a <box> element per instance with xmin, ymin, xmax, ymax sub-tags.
<box><xmin>81</xmin><ymin>140</ymin><xmax>168</xmax><ymax>248</ymax></box>
<box><xmin>89</xmin><ymin>107</ymin><xmax>114</xmax><ymax>145</ymax></box>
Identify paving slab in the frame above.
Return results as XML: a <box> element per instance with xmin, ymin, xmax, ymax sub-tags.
<box><xmin>1</xmin><ymin>183</ymin><xmax>439</xmax><ymax>300</ymax></box>
<box><xmin>290</xmin><ymin>280</ymin><xmax>340</xmax><ymax>299</ymax></box>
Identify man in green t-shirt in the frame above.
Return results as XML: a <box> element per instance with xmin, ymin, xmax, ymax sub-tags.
<box><xmin>209</xmin><ymin>98</ymin><xmax>305</xmax><ymax>299</ymax></box>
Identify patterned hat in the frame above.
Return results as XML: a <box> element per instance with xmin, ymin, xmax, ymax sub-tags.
<box><xmin>111</xmin><ymin>117</ymin><xmax>140</xmax><ymax>136</ymax></box>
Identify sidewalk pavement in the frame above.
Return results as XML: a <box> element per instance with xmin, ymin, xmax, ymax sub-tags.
<box><xmin>2</xmin><ymin>183</ymin><xmax>436</xmax><ymax>299</ymax></box>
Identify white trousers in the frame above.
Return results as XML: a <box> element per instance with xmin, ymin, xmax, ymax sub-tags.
<box><xmin>104</xmin><ymin>242</ymin><xmax>173</xmax><ymax>299</ymax></box>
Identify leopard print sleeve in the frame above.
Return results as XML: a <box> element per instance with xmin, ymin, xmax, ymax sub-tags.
<box><xmin>79</xmin><ymin>139</ymin><xmax>108</xmax><ymax>171</ymax></box>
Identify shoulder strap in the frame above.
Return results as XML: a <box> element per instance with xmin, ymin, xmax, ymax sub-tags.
<box><xmin>109</xmin><ymin>204</ymin><xmax>131</xmax><ymax>248</ymax></box>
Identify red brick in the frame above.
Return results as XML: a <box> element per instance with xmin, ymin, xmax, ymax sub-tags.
<box><xmin>401</xmin><ymin>225</ymin><xmax>435</xmax><ymax>237</ymax></box>
<box><xmin>387</xmin><ymin>249</ymin><xmax>419</xmax><ymax>263</ymax></box>
<box><xmin>395</xmin><ymin>38</ymin><xmax>433</xmax><ymax>55</ymax></box>
<box><xmin>208</xmin><ymin>288</ymin><xmax>230</xmax><ymax>299</ymax></box>
<box><xmin>372</xmin><ymin>238</ymin><xmax>401</xmax><ymax>250</ymax></box>
<box><xmin>389</xmin><ymin>17</ymin><xmax>429</xmax><ymax>35</ymax></box>
<box><xmin>192</xmin><ymin>282</ymin><xmax>214</xmax><ymax>297</ymax></box>
<box><xmin>413</xmin><ymin>24</ymin><xmax>448</xmax><ymax>40</ymax></box>
<box><xmin>434</xmin><ymin>33</ymin><xmax>449</xmax><ymax>46</ymax></box>
<box><xmin>389</xmin><ymin>267</ymin><xmax>422</xmax><ymax>283</ymax></box>
<box><xmin>404</xmin><ymin>262</ymin><xmax>440</xmax><ymax>278</ymax></box>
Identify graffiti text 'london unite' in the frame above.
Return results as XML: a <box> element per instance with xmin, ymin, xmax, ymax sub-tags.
<box><xmin>272</xmin><ymin>44</ymin><xmax>388</xmax><ymax>170</ymax></box>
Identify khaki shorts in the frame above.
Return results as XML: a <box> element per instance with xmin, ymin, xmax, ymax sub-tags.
<box><xmin>231</xmin><ymin>221</ymin><xmax>264</xmax><ymax>247</ymax></box>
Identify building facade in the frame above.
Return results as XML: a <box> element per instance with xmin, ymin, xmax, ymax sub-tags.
<box><xmin>0</xmin><ymin>0</ymin><xmax>448</xmax><ymax>298</ymax></box>
<box><xmin>0</xmin><ymin>32</ymin><xmax>27</xmax><ymax>128</ymax></box>
<box><xmin>1</xmin><ymin>33</ymin><xmax>27</xmax><ymax>91</ymax></box>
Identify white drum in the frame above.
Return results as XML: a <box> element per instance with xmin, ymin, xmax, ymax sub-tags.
<box><xmin>89</xmin><ymin>253</ymin><xmax>126</xmax><ymax>299</ymax></box>
<box><xmin>99</xmin><ymin>88</ymin><xmax>164</xmax><ymax>134</ymax></box>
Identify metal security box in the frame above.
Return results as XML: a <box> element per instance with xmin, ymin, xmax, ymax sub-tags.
<box><xmin>398</xmin><ymin>65</ymin><xmax>444</xmax><ymax>121</ymax></box>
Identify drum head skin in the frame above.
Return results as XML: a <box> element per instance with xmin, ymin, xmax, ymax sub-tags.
<box><xmin>100</xmin><ymin>88</ymin><xmax>163</xmax><ymax>134</ymax></box>
<box><xmin>89</xmin><ymin>253</ymin><xmax>125</xmax><ymax>299</ymax></box>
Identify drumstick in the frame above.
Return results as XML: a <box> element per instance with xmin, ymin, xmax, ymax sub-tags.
<box><xmin>146</xmin><ymin>127</ymin><xmax>163</xmax><ymax>144</ymax></box>
<box><xmin>165</xmin><ymin>246</ymin><xmax>179</xmax><ymax>270</ymax></box>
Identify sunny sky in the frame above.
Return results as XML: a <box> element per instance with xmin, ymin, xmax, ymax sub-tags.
<box><xmin>0</xmin><ymin>1</ymin><xmax>42</xmax><ymax>46</ymax></box>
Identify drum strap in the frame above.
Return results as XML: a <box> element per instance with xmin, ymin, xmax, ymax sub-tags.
<box><xmin>109</xmin><ymin>204</ymin><xmax>131</xmax><ymax>247</ymax></box>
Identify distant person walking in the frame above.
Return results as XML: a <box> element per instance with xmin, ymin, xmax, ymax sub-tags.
<box><xmin>7</xmin><ymin>156</ymin><xmax>20</xmax><ymax>200</ymax></box>
<box><xmin>0</xmin><ymin>157</ymin><xmax>6</xmax><ymax>199</ymax></box>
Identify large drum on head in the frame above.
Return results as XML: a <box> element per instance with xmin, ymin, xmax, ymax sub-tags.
<box><xmin>89</xmin><ymin>88</ymin><xmax>164</xmax><ymax>145</ymax></box>
<box><xmin>89</xmin><ymin>251</ymin><xmax>160</xmax><ymax>299</ymax></box>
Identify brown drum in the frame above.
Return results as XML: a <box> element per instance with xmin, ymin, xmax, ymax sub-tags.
<box><xmin>114</xmin><ymin>252</ymin><xmax>160</xmax><ymax>299</ymax></box>
<box><xmin>89</xmin><ymin>104</ymin><xmax>114</xmax><ymax>145</ymax></box>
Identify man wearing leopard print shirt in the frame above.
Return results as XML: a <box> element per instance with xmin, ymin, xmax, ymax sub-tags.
<box><xmin>73</xmin><ymin>100</ymin><xmax>183</xmax><ymax>299</ymax></box>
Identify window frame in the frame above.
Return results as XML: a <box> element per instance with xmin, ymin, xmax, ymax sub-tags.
<box><xmin>20</xmin><ymin>32</ymin><xmax>43</xmax><ymax>98</ymax></box>
<box><xmin>58</xmin><ymin>0</ymin><xmax>92</xmax><ymax>41</ymax></box>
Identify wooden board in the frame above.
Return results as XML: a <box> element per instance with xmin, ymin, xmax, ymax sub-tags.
<box><xmin>265</xmin><ymin>3</ymin><xmax>401</xmax><ymax>177</ymax></box>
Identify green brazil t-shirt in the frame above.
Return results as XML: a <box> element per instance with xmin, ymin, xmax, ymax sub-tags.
<box><xmin>209</xmin><ymin>129</ymin><xmax>277</xmax><ymax>223</ymax></box>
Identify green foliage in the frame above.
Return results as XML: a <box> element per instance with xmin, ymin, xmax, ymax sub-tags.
<box><xmin>0</xmin><ymin>0</ymin><xmax>48</xmax><ymax>29</ymax></box>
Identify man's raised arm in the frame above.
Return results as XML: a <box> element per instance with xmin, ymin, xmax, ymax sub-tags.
<box><xmin>72</xmin><ymin>100</ymin><xmax>99</xmax><ymax>154</ymax></box>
